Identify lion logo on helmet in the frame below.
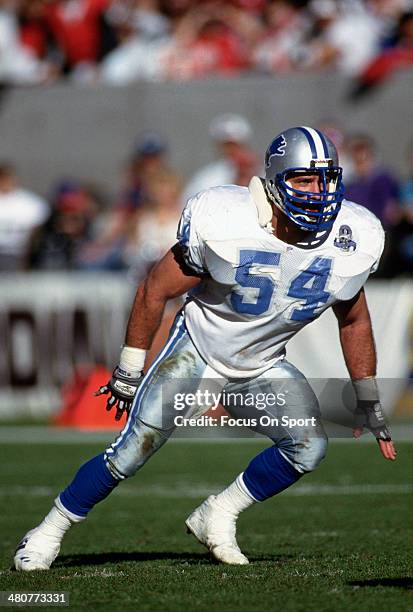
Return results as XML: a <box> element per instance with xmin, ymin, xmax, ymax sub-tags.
<box><xmin>265</xmin><ymin>135</ymin><xmax>287</xmax><ymax>168</ymax></box>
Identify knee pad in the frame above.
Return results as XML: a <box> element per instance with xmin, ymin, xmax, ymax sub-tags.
<box><xmin>105</xmin><ymin>420</ymin><xmax>169</xmax><ymax>479</ymax></box>
<box><xmin>277</xmin><ymin>434</ymin><xmax>328</xmax><ymax>474</ymax></box>
<box><xmin>295</xmin><ymin>436</ymin><xmax>328</xmax><ymax>473</ymax></box>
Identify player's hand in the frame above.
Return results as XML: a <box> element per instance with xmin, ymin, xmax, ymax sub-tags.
<box><xmin>95</xmin><ymin>367</ymin><xmax>144</xmax><ymax>421</ymax></box>
<box><xmin>353</xmin><ymin>400</ymin><xmax>397</xmax><ymax>461</ymax></box>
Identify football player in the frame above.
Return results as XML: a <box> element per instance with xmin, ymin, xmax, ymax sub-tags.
<box><xmin>14</xmin><ymin>126</ymin><xmax>396</xmax><ymax>571</ymax></box>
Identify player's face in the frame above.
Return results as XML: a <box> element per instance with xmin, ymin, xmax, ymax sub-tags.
<box><xmin>286</xmin><ymin>172</ymin><xmax>324</xmax><ymax>218</ymax></box>
<box><xmin>287</xmin><ymin>173</ymin><xmax>323</xmax><ymax>196</ymax></box>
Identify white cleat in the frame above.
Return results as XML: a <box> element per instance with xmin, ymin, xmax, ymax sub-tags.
<box><xmin>185</xmin><ymin>495</ymin><xmax>249</xmax><ymax>565</ymax></box>
<box><xmin>14</xmin><ymin>527</ymin><xmax>61</xmax><ymax>571</ymax></box>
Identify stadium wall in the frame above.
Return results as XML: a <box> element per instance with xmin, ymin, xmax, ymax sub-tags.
<box><xmin>0</xmin><ymin>73</ymin><xmax>412</xmax><ymax>200</ymax></box>
<box><xmin>0</xmin><ymin>274</ymin><xmax>411</xmax><ymax>420</ymax></box>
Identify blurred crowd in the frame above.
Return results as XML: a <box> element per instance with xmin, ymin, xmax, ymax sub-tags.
<box><xmin>1</xmin><ymin>112</ymin><xmax>413</xmax><ymax>279</ymax></box>
<box><xmin>1</xmin><ymin>0</ymin><xmax>413</xmax><ymax>92</ymax></box>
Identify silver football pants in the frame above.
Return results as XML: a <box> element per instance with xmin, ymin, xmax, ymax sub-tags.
<box><xmin>105</xmin><ymin>312</ymin><xmax>327</xmax><ymax>479</ymax></box>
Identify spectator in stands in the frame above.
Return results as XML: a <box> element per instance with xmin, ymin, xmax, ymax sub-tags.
<box><xmin>344</xmin><ymin>133</ymin><xmax>400</xmax><ymax>228</ymax></box>
<box><xmin>253</xmin><ymin>0</ymin><xmax>311</xmax><ymax>74</ymax></box>
<box><xmin>101</xmin><ymin>0</ymin><xmax>253</xmax><ymax>84</ymax></box>
<box><xmin>28</xmin><ymin>180</ymin><xmax>100</xmax><ymax>270</ymax></box>
<box><xmin>351</xmin><ymin>10</ymin><xmax>413</xmax><ymax>97</ymax></box>
<box><xmin>78</xmin><ymin>131</ymin><xmax>182</xmax><ymax>270</ymax></box>
<box><xmin>106</xmin><ymin>0</ymin><xmax>169</xmax><ymax>42</ymax></box>
<box><xmin>17</xmin><ymin>0</ymin><xmax>49</xmax><ymax>61</ymax></box>
<box><xmin>181</xmin><ymin>112</ymin><xmax>259</xmax><ymax>205</ymax></box>
<box><xmin>0</xmin><ymin>0</ymin><xmax>50</xmax><ymax>84</ymax></box>
<box><xmin>400</xmin><ymin>140</ymin><xmax>413</xmax><ymax>220</ymax></box>
<box><xmin>299</xmin><ymin>0</ymin><xmax>382</xmax><ymax>76</ymax></box>
<box><xmin>0</xmin><ymin>163</ymin><xmax>50</xmax><ymax>270</ymax></box>
<box><xmin>43</xmin><ymin>0</ymin><xmax>116</xmax><ymax>81</ymax></box>
<box><xmin>218</xmin><ymin>0</ymin><xmax>264</xmax><ymax>51</ymax></box>
<box><xmin>100</xmin><ymin>0</ymin><xmax>170</xmax><ymax>84</ymax></box>
<box><xmin>123</xmin><ymin>168</ymin><xmax>183</xmax><ymax>281</ymax></box>
<box><xmin>386</xmin><ymin>141</ymin><xmax>413</xmax><ymax>275</ymax></box>
<box><xmin>160</xmin><ymin>3</ymin><xmax>251</xmax><ymax>81</ymax></box>
<box><xmin>230</xmin><ymin>0</ymin><xmax>266</xmax><ymax>15</ymax></box>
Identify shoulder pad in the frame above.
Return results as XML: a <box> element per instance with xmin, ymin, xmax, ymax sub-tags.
<box><xmin>188</xmin><ymin>185</ymin><xmax>261</xmax><ymax>241</ymax></box>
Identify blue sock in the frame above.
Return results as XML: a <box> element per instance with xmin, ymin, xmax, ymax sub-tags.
<box><xmin>243</xmin><ymin>446</ymin><xmax>301</xmax><ymax>501</ymax></box>
<box><xmin>59</xmin><ymin>454</ymin><xmax>119</xmax><ymax>517</ymax></box>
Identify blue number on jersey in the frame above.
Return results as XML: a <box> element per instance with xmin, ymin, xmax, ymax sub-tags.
<box><xmin>288</xmin><ymin>257</ymin><xmax>332</xmax><ymax>321</ymax></box>
<box><xmin>230</xmin><ymin>250</ymin><xmax>281</xmax><ymax>315</ymax></box>
<box><xmin>231</xmin><ymin>250</ymin><xmax>331</xmax><ymax>319</ymax></box>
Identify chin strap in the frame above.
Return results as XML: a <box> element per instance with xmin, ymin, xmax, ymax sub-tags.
<box><xmin>248</xmin><ymin>176</ymin><xmax>274</xmax><ymax>233</ymax></box>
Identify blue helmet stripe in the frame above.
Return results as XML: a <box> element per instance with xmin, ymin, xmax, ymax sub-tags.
<box><xmin>315</xmin><ymin>129</ymin><xmax>330</xmax><ymax>157</ymax></box>
<box><xmin>296</xmin><ymin>126</ymin><xmax>317</xmax><ymax>158</ymax></box>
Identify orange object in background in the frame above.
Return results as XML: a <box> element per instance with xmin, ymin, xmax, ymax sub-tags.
<box><xmin>52</xmin><ymin>365</ymin><xmax>124</xmax><ymax>430</ymax></box>
<box><xmin>53</xmin><ymin>310</ymin><xmax>178</xmax><ymax>430</ymax></box>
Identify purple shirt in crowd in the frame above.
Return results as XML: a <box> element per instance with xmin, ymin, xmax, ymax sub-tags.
<box><xmin>345</xmin><ymin>166</ymin><xmax>399</xmax><ymax>227</ymax></box>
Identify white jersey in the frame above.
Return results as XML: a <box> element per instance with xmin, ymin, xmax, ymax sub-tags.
<box><xmin>177</xmin><ymin>184</ymin><xmax>384</xmax><ymax>379</ymax></box>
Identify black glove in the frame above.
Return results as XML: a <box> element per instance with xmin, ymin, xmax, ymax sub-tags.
<box><xmin>95</xmin><ymin>367</ymin><xmax>144</xmax><ymax>421</ymax></box>
<box><xmin>354</xmin><ymin>400</ymin><xmax>392</xmax><ymax>441</ymax></box>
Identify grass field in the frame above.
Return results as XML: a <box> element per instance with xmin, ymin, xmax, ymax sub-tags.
<box><xmin>0</xmin><ymin>436</ymin><xmax>412</xmax><ymax>611</ymax></box>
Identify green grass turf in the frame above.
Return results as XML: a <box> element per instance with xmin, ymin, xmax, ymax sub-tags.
<box><xmin>0</xmin><ymin>440</ymin><xmax>412</xmax><ymax>611</ymax></box>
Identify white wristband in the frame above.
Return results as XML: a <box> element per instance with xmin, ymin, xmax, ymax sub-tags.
<box><xmin>119</xmin><ymin>345</ymin><xmax>147</xmax><ymax>377</ymax></box>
